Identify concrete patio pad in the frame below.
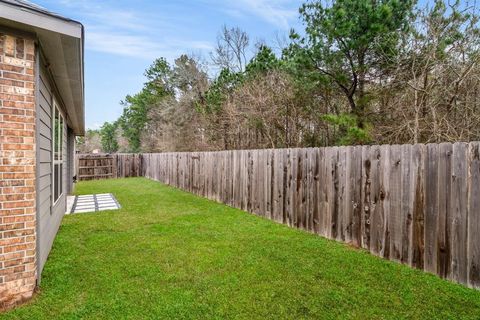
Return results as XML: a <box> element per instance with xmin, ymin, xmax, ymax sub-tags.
<box><xmin>66</xmin><ymin>193</ymin><xmax>121</xmax><ymax>214</ymax></box>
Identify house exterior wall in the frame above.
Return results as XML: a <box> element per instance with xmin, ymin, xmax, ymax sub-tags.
<box><xmin>36</xmin><ymin>60</ymin><xmax>67</xmax><ymax>277</ymax></box>
<box><xmin>0</xmin><ymin>33</ymin><xmax>37</xmax><ymax>309</ymax></box>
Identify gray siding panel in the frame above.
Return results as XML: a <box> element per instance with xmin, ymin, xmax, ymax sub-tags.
<box><xmin>38</xmin><ymin>174</ymin><xmax>50</xmax><ymax>190</ymax></box>
<box><xmin>38</xmin><ymin>135</ymin><xmax>51</xmax><ymax>153</ymax></box>
<box><xmin>38</xmin><ymin>194</ymin><xmax>51</xmax><ymax>219</ymax></box>
<box><xmin>38</xmin><ymin>119</ymin><xmax>51</xmax><ymax>140</ymax></box>
<box><xmin>39</xmin><ymin>104</ymin><xmax>51</xmax><ymax>122</ymax></box>
<box><xmin>39</xmin><ymin>162</ymin><xmax>51</xmax><ymax>175</ymax></box>
<box><xmin>39</xmin><ymin>73</ymin><xmax>51</xmax><ymax>100</ymax></box>
<box><xmin>38</xmin><ymin>185</ymin><xmax>50</xmax><ymax>204</ymax></box>
<box><xmin>39</xmin><ymin>147</ymin><xmax>50</xmax><ymax>163</ymax></box>
<box><xmin>36</xmin><ymin>61</ymin><xmax>69</xmax><ymax>276</ymax></box>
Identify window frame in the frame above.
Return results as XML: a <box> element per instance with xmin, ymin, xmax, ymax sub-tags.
<box><xmin>52</xmin><ymin>100</ymin><xmax>65</xmax><ymax>206</ymax></box>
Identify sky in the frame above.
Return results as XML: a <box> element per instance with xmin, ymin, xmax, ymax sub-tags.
<box><xmin>33</xmin><ymin>0</ymin><xmax>305</xmax><ymax>130</ymax></box>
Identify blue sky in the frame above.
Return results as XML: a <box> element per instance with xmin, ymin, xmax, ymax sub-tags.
<box><xmin>33</xmin><ymin>0</ymin><xmax>304</xmax><ymax>130</ymax></box>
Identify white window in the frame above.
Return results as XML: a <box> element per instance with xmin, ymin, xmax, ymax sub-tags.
<box><xmin>52</xmin><ymin>101</ymin><xmax>64</xmax><ymax>205</ymax></box>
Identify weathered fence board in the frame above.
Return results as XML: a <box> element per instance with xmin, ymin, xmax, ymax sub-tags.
<box><xmin>468</xmin><ymin>142</ymin><xmax>480</xmax><ymax>287</ymax></box>
<box><xmin>141</xmin><ymin>143</ymin><xmax>480</xmax><ymax>289</ymax></box>
<box><xmin>452</xmin><ymin>143</ymin><xmax>469</xmax><ymax>284</ymax></box>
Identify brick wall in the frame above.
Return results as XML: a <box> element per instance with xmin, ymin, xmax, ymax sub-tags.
<box><xmin>0</xmin><ymin>33</ymin><xmax>37</xmax><ymax>309</ymax></box>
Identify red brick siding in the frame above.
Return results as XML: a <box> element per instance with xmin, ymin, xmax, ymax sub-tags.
<box><xmin>0</xmin><ymin>34</ymin><xmax>37</xmax><ymax>309</ymax></box>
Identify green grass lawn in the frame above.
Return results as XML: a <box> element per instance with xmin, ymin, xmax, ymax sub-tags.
<box><xmin>2</xmin><ymin>178</ymin><xmax>480</xmax><ymax>319</ymax></box>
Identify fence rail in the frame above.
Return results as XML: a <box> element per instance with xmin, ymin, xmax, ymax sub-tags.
<box><xmin>142</xmin><ymin>143</ymin><xmax>480</xmax><ymax>289</ymax></box>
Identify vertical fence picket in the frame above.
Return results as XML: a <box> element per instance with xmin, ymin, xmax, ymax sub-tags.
<box><xmin>451</xmin><ymin>142</ymin><xmax>469</xmax><ymax>284</ymax></box>
<box><xmin>389</xmin><ymin>145</ymin><xmax>402</xmax><ymax>262</ymax></box>
<box><xmin>468</xmin><ymin>142</ymin><xmax>480</xmax><ymax>288</ymax></box>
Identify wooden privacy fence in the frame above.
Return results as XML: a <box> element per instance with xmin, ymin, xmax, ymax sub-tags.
<box><xmin>115</xmin><ymin>153</ymin><xmax>143</xmax><ymax>178</ymax></box>
<box><xmin>76</xmin><ymin>154</ymin><xmax>142</xmax><ymax>181</ymax></box>
<box><xmin>77</xmin><ymin>154</ymin><xmax>114</xmax><ymax>181</ymax></box>
<box><xmin>142</xmin><ymin>142</ymin><xmax>480</xmax><ymax>289</ymax></box>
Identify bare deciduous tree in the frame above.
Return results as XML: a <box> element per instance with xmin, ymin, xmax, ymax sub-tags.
<box><xmin>211</xmin><ymin>25</ymin><xmax>249</xmax><ymax>73</ymax></box>
<box><xmin>374</xmin><ymin>0</ymin><xmax>480</xmax><ymax>144</ymax></box>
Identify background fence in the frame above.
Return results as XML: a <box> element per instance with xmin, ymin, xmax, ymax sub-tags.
<box><xmin>142</xmin><ymin>143</ymin><xmax>480</xmax><ymax>289</ymax></box>
<box><xmin>76</xmin><ymin>154</ymin><xmax>142</xmax><ymax>181</ymax></box>
<box><xmin>77</xmin><ymin>143</ymin><xmax>480</xmax><ymax>289</ymax></box>
<box><xmin>115</xmin><ymin>153</ymin><xmax>143</xmax><ymax>178</ymax></box>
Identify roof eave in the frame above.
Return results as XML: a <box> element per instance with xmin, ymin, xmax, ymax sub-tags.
<box><xmin>0</xmin><ymin>0</ymin><xmax>85</xmax><ymax>136</ymax></box>
<box><xmin>0</xmin><ymin>1</ymin><xmax>82</xmax><ymax>38</ymax></box>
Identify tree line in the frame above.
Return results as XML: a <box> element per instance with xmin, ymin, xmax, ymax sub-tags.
<box><xmin>77</xmin><ymin>0</ymin><xmax>480</xmax><ymax>154</ymax></box>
